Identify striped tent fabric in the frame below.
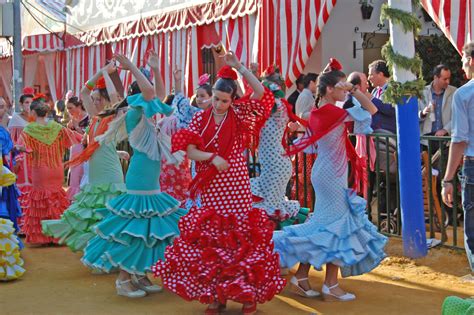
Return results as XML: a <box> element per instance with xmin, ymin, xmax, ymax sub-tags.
<box><xmin>421</xmin><ymin>0</ymin><xmax>473</xmax><ymax>55</ymax></box>
<box><xmin>67</xmin><ymin>44</ymin><xmax>107</xmax><ymax>97</ymax></box>
<box><xmin>256</xmin><ymin>0</ymin><xmax>337</xmax><ymax>87</ymax></box>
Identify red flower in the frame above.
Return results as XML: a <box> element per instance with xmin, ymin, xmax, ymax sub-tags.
<box><xmin>33</xmin><ymin>93</ymin><xmax>47</xmax><ymax>101</ymax></box>
<box><xmin>328</xmin><ymin>58</ymin><xmax>343</xmax><ymax>71</ymax></box>
<box><xmin>95</xmin><ymin>77</ymin><xmax>106</xmax><ymax>90</ymax></box>
<box><xmin>23</xmin><ymin>86</ymin><xmax>35</xmax><ymax>95</ymax></box>
<box><xmin>217</xmin><ymin>65</ymin><xmax>238</xmax><ymax>81</ymax></box>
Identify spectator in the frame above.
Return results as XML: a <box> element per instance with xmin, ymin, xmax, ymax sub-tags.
<box><xmin>295</xmin><ymin>73</ymin><xmax>318</xmax><ymax>119</ymax></box>
<box><xmin>287</xmin><ymin>74</ymin><xmax>305</xmax><ymax>112</ymax></box>
<box><xmin>442</xmin><ymin>41</ymin><xmax>474</xmax><ymax>273</ymax></box>
<box><xmin>419</xmin><ymin>64</ymin><xmax>457</xmax><ymax>147</ymax></box>
<box><xmin>368</xmin><ymin>60</ymin><xmax>397</xmax><ymax>133</ymax></box>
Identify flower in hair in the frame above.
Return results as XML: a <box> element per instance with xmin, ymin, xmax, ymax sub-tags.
<box><xmin>324</xmin><ymin>58</ymin><xmax>343</xmax><ymax>72</ymax></box>
<box><xmin>33</xmin><ymin>93</ymin><xmax>47</xmax><ymax>101</ymax></box>
<box><xmin>263</xmin><ymin>64</ymin><xmax>280</xmax><ymax>77</ymax></box>
<box><xmin>23</xmin><ymin>86</ymin><xmax>35</xmax><ymax>95</ymax></box>
<box><xmin>217</xmin><ymin>66</ymin><xmax>238</xmax><ymax>81</ymax></box>
<box><xmin>198</xmin><ymin>73</ymin><xmax>211</xmax><ymax>86</ymax></box>
<box><xmin>95</xmin><ymin>77</ymin><xmax>106</xmax><ymax>90</ymax></box>
<box><xmin>263</xmin><ymin>81</ymin><xmax>285</xmax><ymax>99</ymax></box>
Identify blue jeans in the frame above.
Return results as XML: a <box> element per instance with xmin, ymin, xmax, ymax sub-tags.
<box><xmin>460</xmin><ymin>159</ymin><xmax>474</xmax><ymax>271</ymax></box>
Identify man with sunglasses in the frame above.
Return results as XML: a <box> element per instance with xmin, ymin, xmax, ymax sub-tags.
<box><xmin>442</xmin><ymin>41</ymin><xmax>474</xmax><ymax>272</ymax></box>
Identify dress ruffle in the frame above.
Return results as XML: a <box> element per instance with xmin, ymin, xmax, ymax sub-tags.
<box><xmin>153</xmin><ymin>207</ymin><xmax>286</xmax><ymax>305</ymax></box>
<box><xmin>0</xmin><ymin>183</ymin><xmax>22</xmax><ymax>233</ymax></box>
<box><xmin>0</xmin><ymin>219</ymin><xmax>25</xmax><ymax>281</ymax></box>
<box><xmin>23</xmin><ymin>188</ymin><xmax>70</xmax><ymax>244</ymax></box>
<box><xmin>81</xmin><ymin>192</ymin><xmax>187</xmax><ymax>275</ymax></box>
<box><xmin>273</xmin><ymin>190</ymin><xmax>387</xmax><ymax>277</ymax></box>
<box><xmin>41</xmin><ymin>183</ymin><xmax>126</xmax><ymax>252</ymax></box>
<box><xmin>251</xmin><ymin>183</ymin><xmax>300</xmax><ymax>221</ymax></box>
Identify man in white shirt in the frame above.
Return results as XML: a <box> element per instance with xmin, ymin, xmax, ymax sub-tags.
<box><xmin>295</xmin><ymin>73</ymin><xmax>318</xmax><ymax>120</ymax></box>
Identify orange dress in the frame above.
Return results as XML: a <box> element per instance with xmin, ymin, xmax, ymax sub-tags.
<box><xmin>20</xmin><ymin>121</ymin><xmax>81</xmax><ymax>244</ymax></box>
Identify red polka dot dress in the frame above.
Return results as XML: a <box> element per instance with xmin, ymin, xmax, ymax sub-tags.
<box><xmin>153</xmin><ymin>90</ymin><xmax>286</xmax><ymax>305</ymax></box>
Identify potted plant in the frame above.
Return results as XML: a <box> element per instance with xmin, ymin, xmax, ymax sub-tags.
<box><xmin>360</xmin><ymin>0</ymin><xmax>374</xmax><ymax>20</ymax></box>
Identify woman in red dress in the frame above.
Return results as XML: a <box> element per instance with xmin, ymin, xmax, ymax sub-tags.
<box><xmin>153</xmin><ymin>52</ymin><xmax>285</xmax><ymax>314</ymax></box>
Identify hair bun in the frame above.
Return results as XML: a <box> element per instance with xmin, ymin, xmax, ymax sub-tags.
<box><xmin>217</xmin><ymin>66</ymin><xmax>238</xmax><ymax>81</ymax></box>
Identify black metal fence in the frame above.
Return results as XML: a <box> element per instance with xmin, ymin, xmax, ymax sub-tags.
<box><xmin>249</xmin><ymin>133</ymin><xmax>464</xmax><ymax>250</ymax></box>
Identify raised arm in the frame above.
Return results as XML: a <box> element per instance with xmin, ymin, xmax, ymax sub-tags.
<box><xmin>222</xmin><ymin>51</ymin><xmax>264</xmax><ymax>100</ymax></box>
<box><xmin>115</xmin><ymin>54</ymin><xmax>155</xmax><ymax>101</ymax></box>
<box><xmin>147</xmin><ymin>51</ymin><xmax>166</xmax><ymax>101</ymax></box>
<box><xmin>173</xmin><ymin>68</ymin><xmax>183</xmax><ymax>95</ymax></box>
<box><xmin>81</xmin><ymin>63</ymin><xmax>117</xmax><ymax>116</ymax></box>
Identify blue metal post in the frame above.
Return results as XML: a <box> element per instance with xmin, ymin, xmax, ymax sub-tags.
<box><xmin>395</xmin><ymin>97</ymin><xmax>427</xmax><ymax>258</ymax></box>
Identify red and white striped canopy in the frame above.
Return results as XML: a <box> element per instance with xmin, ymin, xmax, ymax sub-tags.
<box><xmin>23</xmin><ymin>32</ymin><xmax>84</xmax><ymax>52</ymax></box>
<box><xmin>421</xmin><ymin>0</ymin><xmax>474</xmax><ymax>55</ymax></box>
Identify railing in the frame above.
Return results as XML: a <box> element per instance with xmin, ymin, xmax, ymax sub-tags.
<box><xmin>248</xmin><ymin>133</ymin><xmax>464</xmax><ymax>250</ymax></box>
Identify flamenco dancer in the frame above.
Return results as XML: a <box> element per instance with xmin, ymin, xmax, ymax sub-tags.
<box><xmin>273</xmin><ymin>59</ymin><xmax>386</xmax><ymax>301</ymax></box>
<box><xmin>0</xmin><ymin>118</ymin><xmax>23</xmax><ymax>233</ymax></box>
<box><xmin>159</xmin><ymin>66</ymin><xmax>213</xmax><ymax>204</ymax></box>
<box><xmin>153</xmin><ymin>52</ymin><xmax>285</xmax><ymax>314</ymax></box>
<box><xmin>250</xmin><ymin>65</ymin><xmax>305</xmax><ymax>227</ymax></box>
<box><xmin>42</xmin><ymin>63</ymin><xmax>127</xmax><ymax>253</ymax></box>
<box><xmin>65</xmin><ymin>97</ymin><xmax>90</xmax><ymax>200</ymax></box>
<box><xmin>20</xmin><ymin>99</ymin><xmax>81</xmax><ymax>245</ymax></box>
<box><xmin>81</xmin><ymin>54</ymin><xmax>187</xmax><ymax>298</ymax></box>
<box><xmin>0</xmin><ymin>154</ymin><xmax>25</xmax><ymax>281</ymax></box>
<box><xmin>8</xmin><ymin>89</ymin><xmax>34</xmax><ymax>214</ymax></box>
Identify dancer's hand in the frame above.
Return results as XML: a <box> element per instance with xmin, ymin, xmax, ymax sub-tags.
<box><xmin>288</xmin><ymin>121</ymin><xmax>300</xmax><ymax>132</ymax></box>
<box><xmin>173</xmin><ymin>69</ymin><xmax>182</xmax><ymax>81</ymax></box>
<box><xmin>222</xmin><ymin>51</ymin><xmax>242</xmax><ymax>69</ymax></box>
<box><xmin>212</xmin><ymin>155</ymin><xmax>229</xmax><ymax>172</ymax></box>
<box><xmin>335</xmin><ymin>81</ymin><xmax>354</xmax><ymax>92</ymax></box>
<box><xmin>102</xmin><ymin>61</ymin><xmax>116</xmax><ymax>74</ymax></box>
<box><xmin>147</xmin><ymin>51</ymin><xmax>160</xmax><ymax>69</ymax></box>
<box><xmin>115</xmin><ymin>54</ymin><xmax>133</xmax><ymax>71</ymax></box>
<box><xmin>117</xmin><ymin>150</ymin><xmax>130</xmax><ymax>161</ymax></box>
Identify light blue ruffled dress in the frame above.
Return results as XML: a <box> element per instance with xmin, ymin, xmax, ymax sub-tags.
<box><xmin>81</xmin><ymin>94</ymin><xmax>187</xmax><ymax>275</ymax></box>
<box><xmin>273</xmin><ymin>104</ymin><xmax>387</xmax><ymax>277</ymax></box>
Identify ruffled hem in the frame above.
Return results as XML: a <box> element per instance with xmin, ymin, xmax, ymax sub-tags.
<box><xmin>42</xmin><ymin>183</ymin><xmax>126</xmax><ymax>252</ymax></box>
<box><xmin>153</xmin><ymin>206</ymin><xmax>286</xmax><ymax>305</ymax></box>
<box><xmin>252</xmin><ymin>196</ymin><xmax>301</xmax><ymax>222</ymax></box>
<box><xmin>81</xmin><ymin>191</ymin><xmax>187</xmax><ymax>275</ymax></box>
<box><xmin>273</xmin><ymin>190</ymin><xmax>387</xmax><ymax>277</ymax></box>
<box><xmin>23</xmin><ymin>188</ymin><xmax>69</xmax><ymax>244</ymax></box>
<box><xmin>0</xmin><ymin>219</ymin><xmax>25</xmax><ymax>281</ymax></box>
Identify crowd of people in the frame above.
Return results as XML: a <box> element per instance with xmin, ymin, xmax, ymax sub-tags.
<box><xmin>0</xmin><ymin>39</ymin><xmax>472</xmax><ymax>314</ymax></box>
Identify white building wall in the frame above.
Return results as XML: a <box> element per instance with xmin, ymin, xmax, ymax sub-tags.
<box><xmin>302</xmin><ymin>0</ymin><xmax>442</xmax><ymax>75</ymax></box>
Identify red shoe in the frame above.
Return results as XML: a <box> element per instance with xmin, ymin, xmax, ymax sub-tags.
<box><xmin>242</xmin><ymin>303</ymin><xmax>257</xmax><ymax>315</ymax></box>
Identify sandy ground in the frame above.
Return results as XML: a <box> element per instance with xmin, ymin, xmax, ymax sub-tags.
<box><xmin>1</xmin><ymin>238</ymin><xmax>473</xmax><ymax>315</ymax></box>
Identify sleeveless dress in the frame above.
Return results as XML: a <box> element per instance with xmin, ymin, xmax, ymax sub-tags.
<box><xmin>42</xmin><ymin>117</ymin><xmax>126</xmax><ymax>252</ymax></box>
<box><xmin>20</xmin><ymin>122</ymin><xmax>80</xmax><ymax>244</ymax></box>
<box><xmin>273</xmin><ymin>105</ymin><xmax>387</xmax><ymax>277</ymax></box>
<box><xmin>250</xmin><ymin>99</ymin><xmax>300</xmax><ymax>222</ymax></box>
<box><xmin>81</xmin><ymin>94</ymin><xmax>187</xmax><ymax>275</ymax></box>
<box><xmin>153</xmin><ymin>90</ymin><xmax>285</xmax><ymax>305</ymax></box>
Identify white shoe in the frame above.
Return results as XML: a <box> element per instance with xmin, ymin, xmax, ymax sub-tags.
<box><xmin>131</xmin><ymin>274</ymin><xmax>163</xmax><ymax>293</ymax></box>
<box><xmin>290</xmin><ymin>276</ymin><xmax>320</xmax><ymax>298</ymax></box>
<box><xmin>322</xmin><ymin>283</ymin><xmax>356</xmax><ymax>302</ymax></box>
<box><xmin>115</xmin><ymin>279</ymin><xmax>147</xmax><ymax>298</ymax></box>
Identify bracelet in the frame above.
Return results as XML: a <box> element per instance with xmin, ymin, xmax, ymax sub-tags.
<box><xmin>237</xmin><ymin>65</ymin><xmax>249</xmax><ymax>75</ymax></box>
<box><xmin>441</xmin><ymin>179</ymin><xmax>454</xmax><ymax>187</ymax></box>
<box><xmin>209</xmin><ymin>153</ymin><xmax>218</xmax><ymax>163</ymax></box>
<box><xmin>84</xmin><ymin>81</ymin><xmax>94</xmax><ymax>91</ymax></box>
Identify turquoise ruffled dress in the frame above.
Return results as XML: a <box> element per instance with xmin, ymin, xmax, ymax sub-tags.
<box><xmin>42</xmin><ymin>134</ymin><xmax>126</xmax><ymax>252</ymax></box>
<box><xmin>273</xmin><ymin>104</ymin><xmax>387</xmax><ymax>277</ymax></box>
<box><xmin>81</xmin><ymin>94</ymin><xmax>187</xmax><ymax>275</ymax></box>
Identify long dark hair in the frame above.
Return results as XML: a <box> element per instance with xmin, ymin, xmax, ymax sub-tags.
<box><xmin>67</xmin><ymin>96</ymin><xmax>85</xmax><ymax>111</ymax></box>
<box><xmin>314</xmin><ymin>70</ymin><xmax>346</xmax><ymax>107</ymax></box>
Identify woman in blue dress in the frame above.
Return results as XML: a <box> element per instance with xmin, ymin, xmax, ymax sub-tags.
<box><xmin>273</xmin><ymin>59</ymin><xmax>387</xmax><ymax>301</ymax></box>
<box><xmin>81</xmin><ymin>54</ymin><xmax>187</xmax><ymax>298</ymax></box>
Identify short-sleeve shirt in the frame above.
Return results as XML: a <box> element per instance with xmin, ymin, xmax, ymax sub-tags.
<box><xmin>451</xmin><ymin>79</ymin><xmax>474</xmax><ymax>156</ymax></box>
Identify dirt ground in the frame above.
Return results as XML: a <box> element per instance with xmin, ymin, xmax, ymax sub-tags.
<box><xmin>1</xmin><ymin>238</ymin><xmax>473</xmax><ymax>315</ymax></box>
